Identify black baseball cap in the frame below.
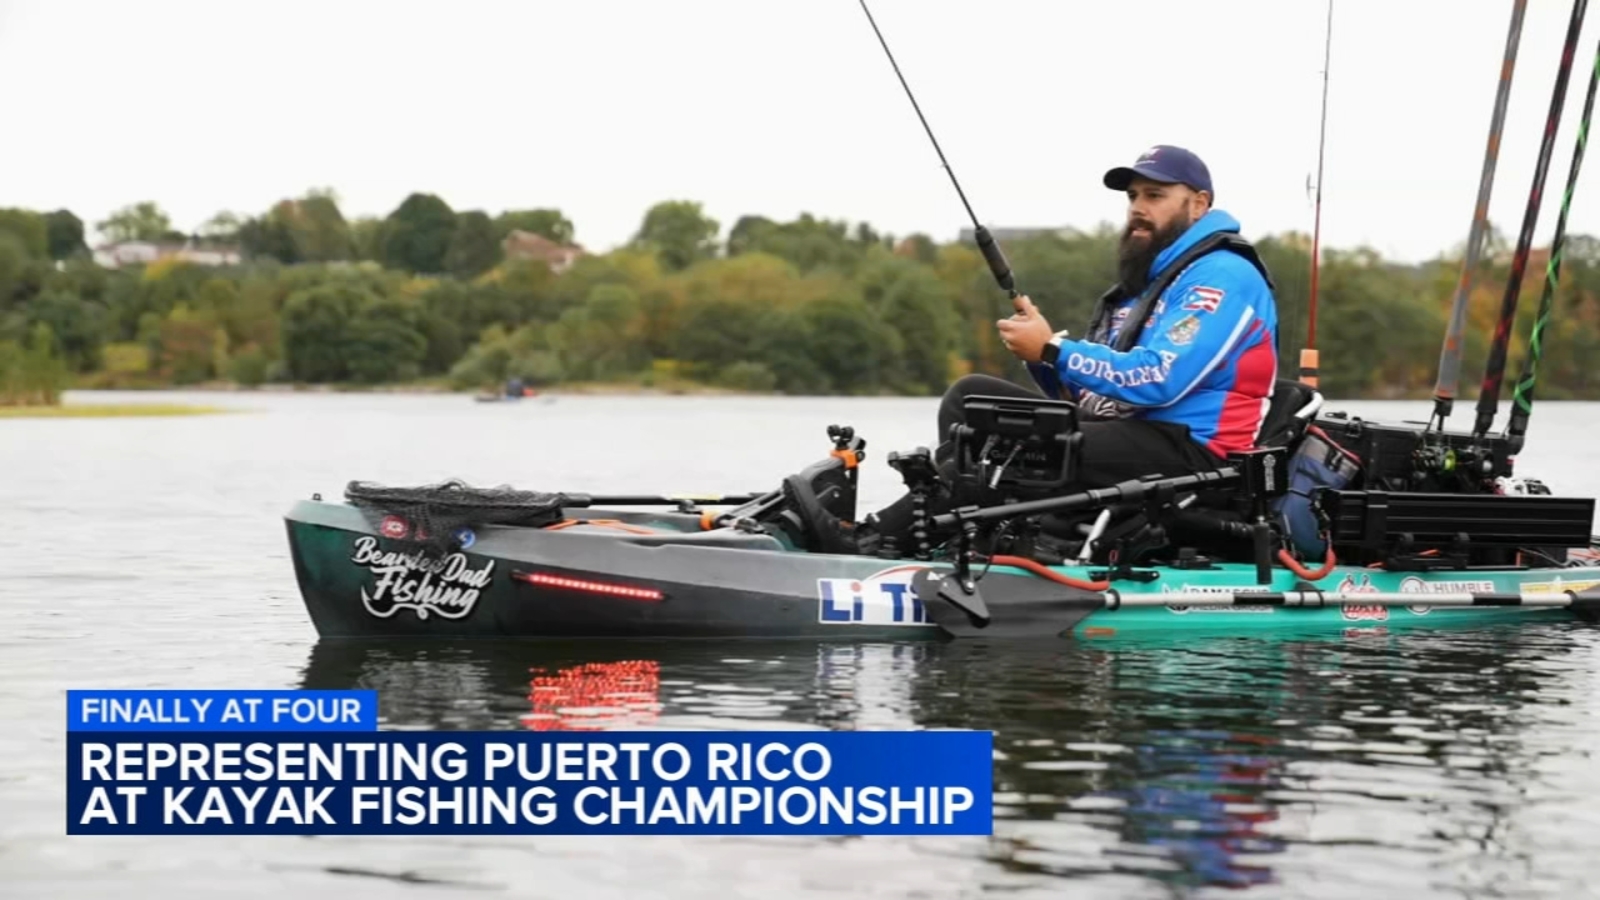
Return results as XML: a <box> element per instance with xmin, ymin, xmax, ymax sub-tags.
<box><xmin>1103</xmin><ymin>145</ymin><xmax>1214</xmax><ymax>196</ymax></box>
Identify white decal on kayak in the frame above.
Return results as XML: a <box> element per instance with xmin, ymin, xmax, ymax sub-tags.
<box><xmin>1159</xmin><ymin>583</ymin><xmax>1275</xmax><ymax>614</ymax></box>
<box><xmin>1398</xmin><ymin>575</ymin><xmax>1495</xmax><ymax>615</ymax></box>
<box><xmin>1338</xmin><ymin>573</ymin><xmax>1379</xmax><ymax>593</ymax></box>
<box><xmin>351</xmin><ymin>536</ymin><xmax>495</xmax><ymax>621</ymax></box>
<box><xmin>817</xmin><ymin>565</ymin><xmax>932</xmax><ymax>626</ymax></box>
<box><xmin>1398</xmin><ymin>576</ymin><xmax>1495</xmax><ymax>593</ymax></box>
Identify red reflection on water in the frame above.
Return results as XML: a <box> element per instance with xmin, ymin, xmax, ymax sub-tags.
<box><xmin>521</xmin><ymin>660</ymin><xmax>662</xmax><ymax>731</ymax></box>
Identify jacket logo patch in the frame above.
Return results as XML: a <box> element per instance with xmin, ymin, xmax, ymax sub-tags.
<box><xmin>1183</xmin><ymin>286</ymin><xmax>1224</xmax><ymax>313</ymax></box>
<box><xmin>1166</xmin><ymin>314</ymin><xmax>1200</xmax><ymax>346</ymax></box>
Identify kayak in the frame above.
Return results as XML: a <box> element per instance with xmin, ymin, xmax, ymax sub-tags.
<box><xmin>283</xmin><ymin>495</ymin><xmax>1600</xmax><ymax>642</ymax></box>
<box><xmin>283</xmin><ymin>388</ymin><xmax>1600</xmax><ymax>642</ymax></box>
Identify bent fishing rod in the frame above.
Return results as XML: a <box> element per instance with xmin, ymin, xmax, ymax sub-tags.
<box><xmin>857</xmin><ymin>0</ymin><xmax>1019</xmax><ymax>309</ymax></box>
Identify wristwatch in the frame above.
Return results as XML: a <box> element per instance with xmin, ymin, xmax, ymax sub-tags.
<box><xmin>1040</xmin><ymin>330</ymin><xmax>1069</xmax><ymax>366</ymax></box>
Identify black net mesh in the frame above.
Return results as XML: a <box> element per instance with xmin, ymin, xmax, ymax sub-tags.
<box><xmin>344</xmin><ymin>479</ymin><xmax>575</xmax><ymax>554</ymax></box>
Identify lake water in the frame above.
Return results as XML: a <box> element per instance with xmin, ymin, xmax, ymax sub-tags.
<box><xmin>4</xmin><ymin>389</ymin><xmax>1600</xmax><ymax>899</ymax></box>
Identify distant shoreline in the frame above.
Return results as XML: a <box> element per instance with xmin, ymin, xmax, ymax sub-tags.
<box><xmin>53</xmin><ymin>379</ymin><xmax>1542</xmax><ymax>403</ymax></box>
<box><xmin>60</xmin><ymin>379</ymin><xmax>864</xmax><ymax>398</ymax></box>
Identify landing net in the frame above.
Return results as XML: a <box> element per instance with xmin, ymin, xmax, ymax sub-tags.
<box><xmin>344</xmin><ymin>479</ymin><xmax>574</xmax><ymax>553</ymax></box>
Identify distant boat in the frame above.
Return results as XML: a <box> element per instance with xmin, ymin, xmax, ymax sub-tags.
<box><xmin>474</xmin><ymin>378</ymin><xmax>540</xmax><ymax>403</ymax></box>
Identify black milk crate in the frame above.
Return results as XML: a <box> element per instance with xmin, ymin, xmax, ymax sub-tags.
<box><xmin>1317</xmin><ymin>490</ymin><xmax>1595</xmax><ymax>556</ymax></box>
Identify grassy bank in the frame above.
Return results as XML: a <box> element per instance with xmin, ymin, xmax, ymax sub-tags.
<box><xmin>0</xmin><ymin>403</ymin><xmax>232</xmax><ymax>418</ymax></box>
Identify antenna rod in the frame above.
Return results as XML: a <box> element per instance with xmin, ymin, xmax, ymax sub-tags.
<box><xmin>1473</xmin><ymin>0</ymin><xmax>1588</xmax><ymax>439</ymax></box>
<box><xmin>1431</xmin><ymin>0</ymin><xmax>1527</xmax><ymax>429</ymax></box>
<box><xmin>1505</xmin><ymin>38</ymin><xmax>1600</xmax><ymax>451</ymax></box>
<box><xmin>1301</xmin><ymin>0</ymin><xmax>1334</xmax><ymax>389</ymax></box>
<box><xmin>857</xmin><ymin>0</ymin><xmax>1018</xmax><ymax>302</ymax></box>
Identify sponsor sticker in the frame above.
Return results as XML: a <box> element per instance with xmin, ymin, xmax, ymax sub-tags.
<box><xmin>1398</xmin><ymin>575</ymin><xmax>1495</xmax><ymax>615</ymax></box>
<box><xmin>1520</xmin><ymin>576</ymin><xmax>1600</xmax><ymax>594</ymax></box>
<box><xmin>817</xmin><ymin>566</ymin><xmax>932</xmax><ymax>626</ymax></box>
<box><xmin>1165</xmin><ymin>314</ymin><xmax>1200</xmax><ymax>346</ymax></box>
<box><xmin>1161</xmin><ymin>584</ymin><xmax>1276</xmax><ymax>615</ymax></box>
<box><xmin>453</xmin><ymin>526</ymin><xmax>476</xmax><ymax>549</ymax></box>
<box><xmin>1338</xmin><ymin>573</ymin><xmax>1379</xmax><ymax>593</ymax></box>
<box><xmin>1341</xmin><ymin>604</ymin><xmax>1388</xmax><ymax>622</ymax></box>
<box><xmin>379</xmin><ymin>515</ymin><xmax>410</xmax><ymax>540</ymax></box>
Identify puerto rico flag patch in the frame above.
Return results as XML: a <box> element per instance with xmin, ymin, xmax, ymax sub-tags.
<box><xmin>1184</xmin><ymin>286</ymin><xmax>1224</xmax><ymax>313</ymax></box>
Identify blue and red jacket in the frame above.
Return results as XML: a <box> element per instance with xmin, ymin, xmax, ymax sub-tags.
<box><xmin>1025</xmin><ymin>209</ymin><xmax>1279</xmax><ymax>459</ymax></box>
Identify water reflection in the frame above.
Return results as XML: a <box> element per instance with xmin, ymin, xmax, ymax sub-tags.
<box><xmin>299</xmin><ymin>621</ymin><xmax>1597</xmax><ymax>895</ymax></box>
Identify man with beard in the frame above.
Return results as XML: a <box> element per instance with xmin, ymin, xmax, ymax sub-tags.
<box><xmin>774</xmin><ymin>145</ymin><xmax>1279</xmax><ymax>556</ymax></box>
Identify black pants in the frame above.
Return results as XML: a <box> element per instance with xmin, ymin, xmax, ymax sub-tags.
<box><xmin>867</xmin><ymin>374</ymin><xmax>1223</xmax><ymax>538</ymax></box>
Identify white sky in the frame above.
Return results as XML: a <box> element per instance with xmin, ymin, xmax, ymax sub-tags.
<box><xmin>1</xmin><ymin>0</ymin><xmax>1597</xmax><ymax>263</ymax></box>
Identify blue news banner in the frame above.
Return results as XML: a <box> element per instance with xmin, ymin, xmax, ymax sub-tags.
<box><xmin>66</xmin><ymin>690</ymin><xmax>993</xmax><ymax>836</ymax></box>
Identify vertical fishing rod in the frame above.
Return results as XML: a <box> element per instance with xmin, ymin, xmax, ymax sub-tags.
<box><xmin>856</xmin><ymin>0</ymin><xmax>1020</xmax><ymax>309</ymax></box>
<box><xmin>1474</xmin><ymin>0</ymin><xmax>1589</xmax><ymax>439</ymax></box>
<box><xmin>1301</xmin><ymin>0</ymin><xmax>1335</xmax><ymax>389</ymax></box>
<box><xmin>1430</xmin><ymin>0</ymin><xmax>1527</xmax><ymax>430</ymax></box>
<box><xmin>1505</xmin><ymin>38</ymin><xmax>1600</xmax><ymax>451</ymax></box>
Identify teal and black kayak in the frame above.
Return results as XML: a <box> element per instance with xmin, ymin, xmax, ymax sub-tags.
<box><xmin>284</xmin><ymin>384</ymin><xmax>1600</xmax><ymax>642</ymax></box>
<box><xmin>282</xmin><ymin>468</ymin><xmax>1600</xmax><ymax>643</ymax></box>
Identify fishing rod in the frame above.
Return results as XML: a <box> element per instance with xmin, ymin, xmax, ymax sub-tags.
<box><xmin>1473</xmin><ymin>0</ymin><xmax>1589</xmax><ymax>440</ymax></box>
<box><xmin>856</xmin><ymin>0</ymin><xmax>1019</xmax><ymax>309</ymax></box>
<box><xmin>1505</xmin><ymin>38</ymin><xmax>1600</xmax><ymax>452</ymax></box>
<box><xmin>1301</xmin><ymin>0</ymin><xmax>1335</xmax><ymax>389</ymax></box>
<box><xmin>1430</xmin><ymin>0</ymin><xmax>1527</xmax><ymax>431</ymax></box>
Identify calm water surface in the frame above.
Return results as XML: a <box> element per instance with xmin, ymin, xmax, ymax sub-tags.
<box><xmin>4</xmin><ymin>390</ymin><xmax>1600</xmax><ymax>899</ymax></box>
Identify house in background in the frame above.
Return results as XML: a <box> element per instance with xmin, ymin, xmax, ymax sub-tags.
<box><xmin>93</xmin><ymin>240</ymin><xmax>242</xmax><ymax>269</ymax></box>
<box><xmin>502</xmin><ymin>229</ymin><xmax>585</xmax><ymax>274</ymax></box>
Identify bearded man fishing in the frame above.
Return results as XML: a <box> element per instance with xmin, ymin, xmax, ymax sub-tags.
<box><xmin>781</xmin><ymin>145</ymin><xmax>1281</xmax><ymax>555</ymax></box>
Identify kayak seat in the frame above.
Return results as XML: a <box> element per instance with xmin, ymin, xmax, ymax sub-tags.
<box><xmin>1030</xmin><ymin>381</ymin><xmax>1322</xmax><ymax>563</ymax></box>
<box><xmin>1256</xmin><ymin>378</ymin><xmax>1325</xmax><ymax>450</ymax></box>
<box><xmin>1182</xmin><ymin>378</ymin><xmax>1325</xmax><ymax>515</ymax></box>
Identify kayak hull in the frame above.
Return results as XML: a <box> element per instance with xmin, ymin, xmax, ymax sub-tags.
<box><xmin>285</xmin><ymin>498</ymin><xmax>1598</xmax><ymax>641</ymax></box>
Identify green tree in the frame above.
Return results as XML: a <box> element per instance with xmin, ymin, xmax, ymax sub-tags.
<box><xmin>381</xmin><ymin>193</ymin><xmax>457</xmax><ymax>274</ymax></box>
<box><xmin>445</xmin><ymin>210</ymin><xmax>502</xmax><ymax>279</ymax></box>
<box><xmin>96</xmin><ymin>202</ymin><xmax>174</xmax><ymax>243</ymax></box>
<box><xmin>632</xmin><ymin>200</ymin><xmax>719</xmax><ymax>271</ymax></box>
<box><xmin>280</xmin><ymin>282</ymin><xmax>368</xmax><ymax>381</ymax></box>
<box><xmin>43</xmin><ymin>210</ymin><xmax>88</xmax><ymax>260</ymax></box>
<box><xmin>0</xmin><ymin>209</ymin><xmax>48</xmax><ymax>259</ymax></box>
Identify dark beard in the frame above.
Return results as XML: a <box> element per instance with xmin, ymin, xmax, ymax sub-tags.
<box><xmin>1117</xmin><ymin>215</ymin><xmax>1191</xmax><ymax>295</ymax></box>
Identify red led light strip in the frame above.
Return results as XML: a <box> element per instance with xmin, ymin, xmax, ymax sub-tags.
<box><xmin>513</xmin><ymin>571</ymin><xmax>664</xmax><ymax>602</ymax></box>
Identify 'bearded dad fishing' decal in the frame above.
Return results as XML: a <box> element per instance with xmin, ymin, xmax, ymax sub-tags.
<box><xmin>350</xmin><ymin>536</ymin><xmax>495</xmax><ymax>620</ymax></box>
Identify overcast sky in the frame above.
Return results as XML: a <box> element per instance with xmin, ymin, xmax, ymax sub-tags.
<box><xmin>1</xmin><ymin>0</ymin><xmax>1597</xmax><ymax>263</ymax></box>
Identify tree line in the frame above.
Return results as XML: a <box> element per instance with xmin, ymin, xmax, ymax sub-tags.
<box><xmin>3</xmin><ymin>190</ymin><xmax>1599</xmax><ymax>405</ymax></box>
